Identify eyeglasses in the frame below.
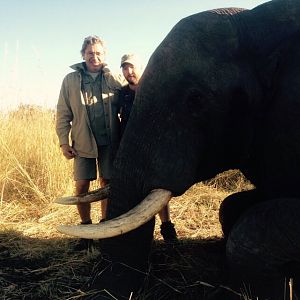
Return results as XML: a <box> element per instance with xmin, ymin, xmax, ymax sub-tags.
<box><xmin>86</xmin><ymin>51</ymin><xmax>105</xmax><ymax>57</ymax></box>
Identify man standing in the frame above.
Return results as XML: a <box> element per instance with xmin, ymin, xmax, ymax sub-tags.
<box><xmin>56</xmin><ymin>35</ymin><xmax>123</xmax><ymax>250</ymax></box>
<box><xmin>119</xmin><ymin>53</ymin><xmax>178</xmax><ymax>242</ymax></box>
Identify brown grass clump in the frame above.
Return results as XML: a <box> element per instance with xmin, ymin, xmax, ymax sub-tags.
<box><xmin>0</xmin><ymin>106</ymin><xmax>262</xmax><ymax>299</ymax></box>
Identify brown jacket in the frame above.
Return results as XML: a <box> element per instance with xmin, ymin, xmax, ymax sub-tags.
<box><xmin>56</xmin><ymin>63</ymin><xmax>124</xmax><ymax>158</ymax></box>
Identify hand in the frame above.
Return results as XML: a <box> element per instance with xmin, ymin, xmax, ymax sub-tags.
<box><xmin>60</xmin><ymin>144</ymin><xmax>77</xmax><ymax>159</ymax></box>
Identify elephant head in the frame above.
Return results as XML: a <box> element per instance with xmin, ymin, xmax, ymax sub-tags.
<box><xmin>58</xmin><ymin>0</ymin><xmax>300</xmax><ymax>296</ymax></box>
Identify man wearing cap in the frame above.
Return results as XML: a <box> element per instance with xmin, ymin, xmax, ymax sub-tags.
<box><xmin>119</xmin><ymin>53</ymin><xmax>178</xmax><ymax>242</ymax></box>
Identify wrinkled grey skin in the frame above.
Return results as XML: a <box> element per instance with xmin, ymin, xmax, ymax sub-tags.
<box><xmin>97</xmin><ymin>0</ymin><xmax>300</xmax><ymax>298</ymax></box>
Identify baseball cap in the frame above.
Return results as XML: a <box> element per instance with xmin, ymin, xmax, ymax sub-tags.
<box><xmin>120</xmin><ymin>53</ymin><xmax>141</xmax><ymax>68</ymax></box>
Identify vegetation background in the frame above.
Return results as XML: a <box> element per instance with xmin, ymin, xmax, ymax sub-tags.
<box><xmin>0</xmin><ymin>105</ymin><xmax>254</xmax><ymax>299</ymax></box>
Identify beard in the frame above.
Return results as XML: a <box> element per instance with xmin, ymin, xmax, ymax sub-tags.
<box><xmin>126</xmin><ymin>76</ymin><xmax>138</xmax><ymax>85</ymax></box>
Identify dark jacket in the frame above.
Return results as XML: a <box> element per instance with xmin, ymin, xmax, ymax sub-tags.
<box><xmin>119</xmin><ymin>85</ymin><xmax>135</xmax><ymax>136</ymax></box>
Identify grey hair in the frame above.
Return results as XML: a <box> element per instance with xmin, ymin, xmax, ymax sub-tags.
<box><xmin>80</xmin><ymin>35</ymin><xmax>106</xmax><ymax>58</ymax></box>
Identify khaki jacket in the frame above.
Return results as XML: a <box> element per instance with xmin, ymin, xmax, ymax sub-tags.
<box><xmin>56</xmin><ymin>63</ymin><xmax>125</xmax><ymax>158</ymax></box>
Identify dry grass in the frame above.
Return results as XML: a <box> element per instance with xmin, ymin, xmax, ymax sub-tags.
<box><xmin>0</xmin><ymin>105</ymin><xmax>271</xmax><ymax>299</ymax></box>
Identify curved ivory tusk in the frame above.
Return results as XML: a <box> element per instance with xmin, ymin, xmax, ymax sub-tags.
<box><xmin>54</xmin><ymin>185</ymin><xmax>110</xmax><ymax>205</ymax></box>
<box><xmin>57</xmin><ymin>189</ymin><xmax>172</xmax><ymax>239</ymax></box>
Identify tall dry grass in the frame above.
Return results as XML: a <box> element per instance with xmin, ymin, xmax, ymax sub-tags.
<box><xmin>0</xmin><ymin>105</ymin><xmax>266</xmax><ymax>299</ymax></box>
<box><xmin>0</xmin><ymin>105</ymin><xmax>253</xmax><ymax>238</ymax></box>
<box><xmin>0</xmin><ymin>105</ymin><xmax>75</xmax><ymax>226</ymax></box>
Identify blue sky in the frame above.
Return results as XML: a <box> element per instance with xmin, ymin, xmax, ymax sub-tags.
<box><xmin>0</xmin><ymin>0</ymin><xmax>267</xmax><ymax>111</ymax></box>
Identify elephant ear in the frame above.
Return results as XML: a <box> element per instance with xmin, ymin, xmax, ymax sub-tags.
<box><xmin>257</xmin><ymin>35</ymin><xmax>297</xmax><ymax>91</ymax></box>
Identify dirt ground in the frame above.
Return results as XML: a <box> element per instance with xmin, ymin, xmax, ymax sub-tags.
<box><xmin>0</xmin><ymin>228</ymin><xmax>242</xmax><ymax>300</ymax></box>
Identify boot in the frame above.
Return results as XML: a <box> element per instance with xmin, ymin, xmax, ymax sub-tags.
<box><xmin>160</xmin><ymin>221</ymin><xmax>178</xmax><ymax>243</ymax></box>
<box><xmin>72</xmin><ymin>219</ymin><xmax>94</xmax><ymax>251</ymax></box>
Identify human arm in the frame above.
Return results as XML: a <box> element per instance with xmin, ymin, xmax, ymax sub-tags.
<box><xmin>55</xmin><ymin>76</ymin><xmax>74</xmax><ymax>158</ymax></box>
<box><xmin>102</xmin><ymin>65</ymin><xmax>127</xmax><ymax>89</ymax></box>
<box><xmin>60</xmin><ymin>144</ymin><xmax>77</xmax><ymax>159</ymax></box>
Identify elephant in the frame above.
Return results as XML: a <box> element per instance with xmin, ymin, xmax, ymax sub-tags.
<box><xmin>57</xmin><ymin>0</ymin><xmax>300</xmax><ymax>298</ymax></box>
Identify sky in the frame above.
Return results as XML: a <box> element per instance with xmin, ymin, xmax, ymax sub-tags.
<box><xmin>0</xmin><ymin>0</ymin><xmax>267</xmax><ymax>112</ymax></box>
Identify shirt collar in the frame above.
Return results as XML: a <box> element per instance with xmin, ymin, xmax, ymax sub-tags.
<box><xmin>70</xmin><ymin>62</ymin><xmax>109</xmax><ymax>74</ymax></box>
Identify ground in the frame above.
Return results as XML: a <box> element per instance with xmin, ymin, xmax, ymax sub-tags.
<box><xmin>0</xmin><ymin>229</ymin><xmax>241</xmax><ymax>299</ymax></box>
<box><xmin>0</xmin><ymin>171</ymin><xmax>252</xmax><ymax>299</ymax></box>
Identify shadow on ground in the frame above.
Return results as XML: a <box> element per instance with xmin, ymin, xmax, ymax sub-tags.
<box><xmin>0</xmin><ymin>229</ymin><xmax>239</xmax><ymax>299</ymax></box>
<box><xmin>4</xmin><ymin>230</ymin><xmax>295</xmax><ymax>300</ymax></box>
<box><xmin>0</xmin><ymin>229</ymin><xmax>98</xmax><ymax>299</ymax></box>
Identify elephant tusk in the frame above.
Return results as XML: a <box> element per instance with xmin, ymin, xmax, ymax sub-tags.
<box><xmin>54</xmin><ymin>185</ymin><xmax>110</xmax><ymax>205</ymax></box>
<box><xmin>57</xmin><ymin>189</ymin><xmax>172</xmax><ymax>239</ymax></box>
